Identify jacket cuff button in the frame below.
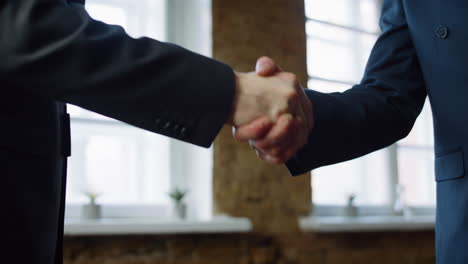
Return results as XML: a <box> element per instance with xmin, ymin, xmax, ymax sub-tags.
<box><xmin>155</xmin><ymin>118</ymin><xmax>162</xmax><ymax>126</ymax></box>
<box><xmin>180</xmin><ymin>127</ymin><xmax>187</xmax><ymax>137</ymax></box>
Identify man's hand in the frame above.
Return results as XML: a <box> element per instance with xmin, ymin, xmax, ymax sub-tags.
<box><xmin>229</xmin><ymin>72</ymin><xmax>301</xmax><ymax>125</ymax></box>
<box><xmin>233</xmin><ymin>57</ymin><xmax>314</xmax><ymax>164</ymax></box>
<box><xmin>228</xmin><ymin>71</ymin><xmax>303</xmax><ymax>140</ymax></box>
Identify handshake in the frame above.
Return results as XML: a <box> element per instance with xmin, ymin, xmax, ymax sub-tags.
<box><xmin>228</xmin><ymin>57</ymin><xmax>313</xmax><ymax>164</ymax></box>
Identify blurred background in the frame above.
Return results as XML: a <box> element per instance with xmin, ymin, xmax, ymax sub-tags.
<box><xmin>64</xmin><ymin>0</ymin><xmax>436</xmax><ymax>263</ymax></box>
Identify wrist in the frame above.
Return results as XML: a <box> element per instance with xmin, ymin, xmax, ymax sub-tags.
<box><xmin>227</xmin><ymin>71</ymin><xmax>244</xmax><ymax>126</ymax></box>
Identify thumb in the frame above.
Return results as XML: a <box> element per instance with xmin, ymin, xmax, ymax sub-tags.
<box><xmin>256</xmin><ymin>56</ymin><xmax>282</xmax><ymax>76</ymax></box>
<box><xmin>234</xmin><ymin>116</ymin><xmax>273</xmax><ymax>141</ymax></box>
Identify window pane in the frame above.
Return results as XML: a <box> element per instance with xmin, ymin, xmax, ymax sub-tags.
<box><xmin>86</xmin><ymin>4</ymin><xmax>128</xmax><ymax>27</ymax></box>
<box><xmin>306</xmin><ymin>0</ymin><xmax>353</xmax><ymax>26</ymax></box>
<box><xmin>313</xmin><ymin>148</ymin><xmax>391</xmax><ymax>206</ymax></box>
<box><xmin>64</xmin><ymin>0</ymin><xmax>213</xmax><ymax>219</ymax></box>
<box><xmin>306</xmin><ymin>21</ymin><xmax>355</xmax><ymax>43</ymax></box>
<box><xmin>85</xmin><ymin>136</ymin><xmax>135</xmax><ymax>202</ymax></box>
<box><xmin>66</xmin><ymin>125</ymin><xmax>171</xmax><ymax>205</ymax></box>
<box><xmin>397</xmin><ymin>147</ymin><xmax>436</xmax><ymax>206</ymax></box>
<box><xmin>399</xmin><ymin>100</ymin><xmax>434</xmax><ymax>147</ymax></box>
<box><xmin>307</xmin><ymin>26</ymin><xmax>377</xmax><ymax>83</ymax></box>
<box><xmin>359</xmin><ymin>0</ymin><xmax>381</xmax><ymax>33</ymax></box>
<box><xmin>67</xmin><ymin>0</ymin><xmax>171</xmax><ymax>207</ymax></box>
<box><xmin>67</xmin><ymin>134</ymin><xmax>138</xmax><ymax>204</ymax></box>
<box><xmin>306</xmin><ymin>0</ymin><xmax>380</xmax><ymax>33</ymax></box>
<box><xmin>307</xmin><ymin>79</ymin><xmax>350</xmax><ymax>93</ymax></box>
<box><xmin>397</xmin><ymin>100</ymin><xmax>435</xmax><ymax>207</ymax></box>
<box><xmin>308</xmin><ymin>38</ymin><xmax>355</xmax><ymax>82</ymax></box>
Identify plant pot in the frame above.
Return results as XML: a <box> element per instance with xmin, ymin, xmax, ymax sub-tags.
<box><xmin>81</xmin><ymin>203</ymin><xmax>101</xmax><ymax>220</ymax></box>
<box><xmin>174</xmin><ymin>202</ymin><xmax>187</xmax><ymax>219</ymax></box>
<box><xmin>344</xmin><ymin>205</ymin><xmax>358</xmax><ymax>217</ymax></box>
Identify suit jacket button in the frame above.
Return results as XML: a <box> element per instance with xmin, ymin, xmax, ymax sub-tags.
<box><xmin>436</xmin><ymin>25</ymin><xmax>449</xmax><ymax>39</ymax></box>
<box><xmin>180</xmin><ymin>127</ymin><xmax>187</xmax><ymax>137</ymax></box>
<box><xmin>163</xmin><ymin>122</ymin><xmax>171</xmax><ymax>130</ymax></box>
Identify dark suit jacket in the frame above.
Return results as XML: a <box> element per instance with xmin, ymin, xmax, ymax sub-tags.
<box><xmin>287</xmin><ymin>0</ymin><xmax>467</xmax><ymax>263</ymax></box>
<box><xmin>0</xmin><ymin>0</ymin><xmax>234</xmax><ymax>263</ymax></box>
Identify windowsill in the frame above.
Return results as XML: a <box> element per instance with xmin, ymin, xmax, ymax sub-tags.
<box><xmin>64</xmin><ymin>216</ymin><xmax>252</xmax><ymax>236</ymax></box>
<box><xmin>299</xmin><ymin>215</ymin><xmax>435</xmax><ymax>233</ymax></box>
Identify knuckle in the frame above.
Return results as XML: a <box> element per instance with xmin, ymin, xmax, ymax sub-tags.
<box><xmin>271</xmin><ymin>148</ymin><xmax>281</xmax><ymax>157</ymax></box>
<box><xmin>285</xmin><ymin>89</ymin><xmax>299</xmax><ymax>102</ymax></box>
<box><xmin>284</xmin><ymin>72</ymin><xmax>297</xmax><ymax>81</ymax></box>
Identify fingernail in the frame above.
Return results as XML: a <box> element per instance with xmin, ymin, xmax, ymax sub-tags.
<box><xmin>255</xmin><ymin>61</ymin><xmax>261</xmax><ymax>72</ymax></box>
<box><xmin>255</xmin><ymin>60</ymin><xmax>265</xmax><ymax>72</ymax></box>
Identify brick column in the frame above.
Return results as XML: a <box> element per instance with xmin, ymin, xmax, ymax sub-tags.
<box><xmin>212</xmin><ymin>0</ymin><xmax>311</xmax><ymax>233</ymax></box>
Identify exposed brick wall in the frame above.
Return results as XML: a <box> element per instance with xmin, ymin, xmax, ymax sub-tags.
<box><xmin>64</xmin><ymin>232</ymin><xmax>434</xmax><ymax>264</ymax></box>
<box><xmin>212</xmin><ymin>0</ymin><xmax>311</xmax><ymax>234</ymax></box>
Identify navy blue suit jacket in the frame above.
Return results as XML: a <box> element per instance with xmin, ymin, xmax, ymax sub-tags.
<box><xmin>287</xmin><ymin>0</ymin><xmax>467</xmax><ymax>263</ymax></box>
<box><xmin>0</xmin><ymin>0</ymin><xmax>234</xmax><ymax>263</ymax></box>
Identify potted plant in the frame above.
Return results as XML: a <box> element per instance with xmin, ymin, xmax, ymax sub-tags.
<box><xmin>81</xmin><ymin>191</ymin><xmax>102</xmax><ymax>220</ymax></box>
<box><xmin>169</xmin><ymin>188</ymin><xmax>187</xmax><ymax>219</ymax></box>
<box><xmin>393</xmin><ymin>184</ymin><xmax>412</xmax><ymax>217</ymax></box>
<box><xmin>344</xmin><ymin>193</ymin><xmax>358</xmax><ymax>217</ymax></box>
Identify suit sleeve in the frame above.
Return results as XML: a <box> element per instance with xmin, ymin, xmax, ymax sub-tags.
<box><xmin>0</xmin><ymin>0</ymin><xmax>235</xmax><ymax>148</ymax></box>
<box><xmin>286</xmin><ymin>0</ymin><xmax>427</xmax><ymax>175</ymax></box>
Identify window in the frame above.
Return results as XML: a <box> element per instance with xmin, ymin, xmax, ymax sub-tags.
<box><xmin>397</xmin><ymin>104</ymin><xmax>435</xmax><ymax>207</ymax></box>
<box><xmin>305</xmin><ymin>0</ymin><xmax>435</xmax><ymax>212</ymax></box>
<box><xmin>66</xmin><ymin>0</ymin><xmax>214</xmax><ymax>220</ymax></box>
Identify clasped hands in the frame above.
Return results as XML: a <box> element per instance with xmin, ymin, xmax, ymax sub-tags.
<box><xmin>229</xmin><ymin>57</ymin><xmax>313</xmax><ymax>164</ymax></box>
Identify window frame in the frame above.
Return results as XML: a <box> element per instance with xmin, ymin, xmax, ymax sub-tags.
<box><xmin>306</xmin><ymin>0</ymin><xmax>435</xmax><ymax>217</ymax></box>
<box><xmin>65</xmin><ymin>0</ymin><xmax>214</xmax><ymax>220</ymax></box>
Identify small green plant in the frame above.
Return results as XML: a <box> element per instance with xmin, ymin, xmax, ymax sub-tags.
<box><xmin>168</xmin><ymin>188</ymin><xmax>187</xmax><ymax>203</ymax></box>
<box><xmin>83</xmin><ymin>191</ymin><xmax>101</xmax><ymax>204</ymax></box>
<box><xmin>347</xmin><ymin>193</ymin><xmax>356</xmax><ymax>205</ymax></box>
